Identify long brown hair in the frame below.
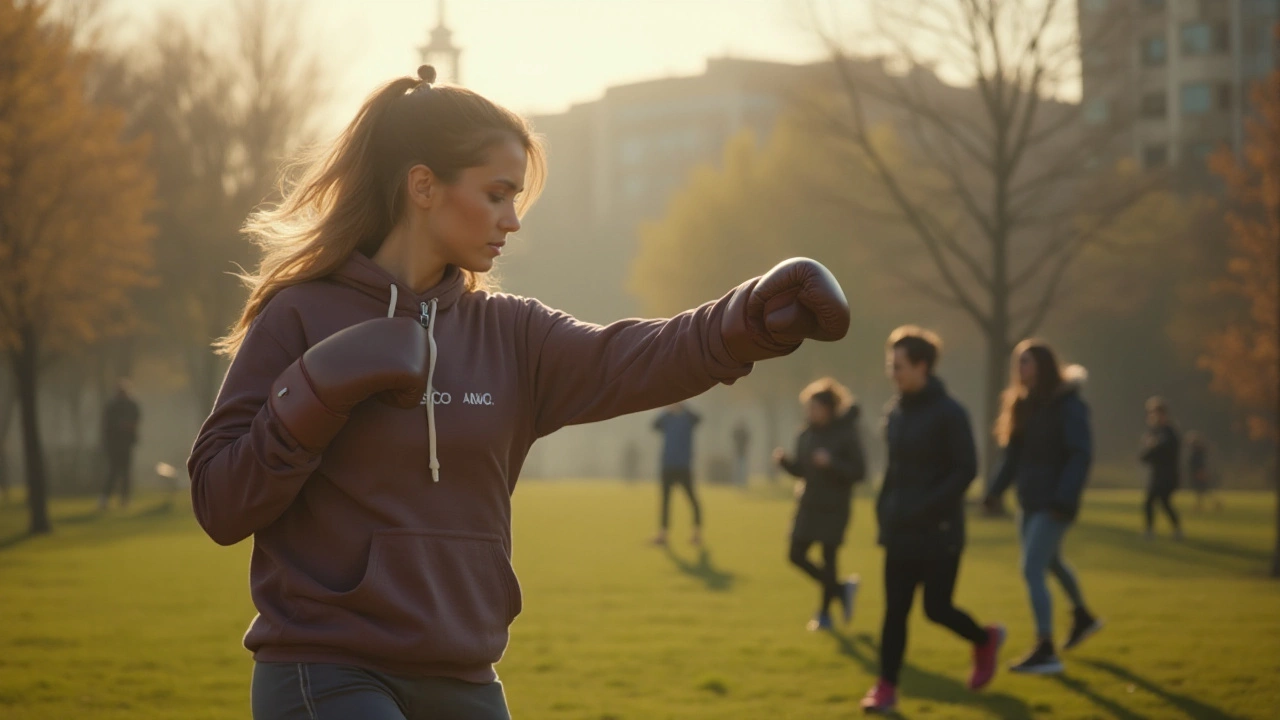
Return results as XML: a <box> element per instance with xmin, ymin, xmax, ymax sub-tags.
<box><xmin>994</xmin><ymin>339</ymin><xmax>1064</xmax><ymax>446</ymax></box>
<box><xmin>217</xmin><ymin>67</ymin><xmax>546</xmax><ymax>356</ymax></box>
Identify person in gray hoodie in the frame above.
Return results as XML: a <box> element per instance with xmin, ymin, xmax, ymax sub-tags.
<box><xmin>187</xmin><ymin>65</ymin><xmax>851</xmax><ymax>720</ymax></box>
<box><xmin>986</xmin><ymin>340</ymin><xmax>1102</xmax><ymax>676</ymax></box>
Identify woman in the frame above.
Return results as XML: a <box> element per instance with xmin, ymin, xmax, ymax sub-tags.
<box><xmin>774</xmin><ymin>377</ymin><xmax>865</xmax><ymax>631</ymax></box>
<box><xmin>985</xmin><ymin>340</ymin><xmax>1102</xmax><ymax>676</ymax></box>
<box><xmin>188</xmin><ymin>66</ymin><xmax>850</xmax><ymax>720</ymax></box>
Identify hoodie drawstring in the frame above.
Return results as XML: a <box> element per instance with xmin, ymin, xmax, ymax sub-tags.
<box><xmin>388</xmin><ymin>284</ymin><xmax>441</xmax><ymax>483</ymax></box>
<box><xmin>422</xmin><ymin>298</ymin><xmax>440</xmax><ymax>483</ymax></box>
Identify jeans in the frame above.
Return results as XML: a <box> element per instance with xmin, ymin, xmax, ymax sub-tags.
<box><xmin>660</xmin><ymin>467</ymin><xmax>702</xmax><ymax>529</ymax></box>
<box><xmin>251</xmin><ymin>662</ymin><xmax>509</xmax><ymax>720</ymax></box>
<box><xmin>789</xmin><ymin>538</ymin><xmax>841</xmax><ymax>614</ymax></box>
<box><xmin>1020</xmin><ymin>511</ymin><xmax>1086</xmax><ymax>639</ymax></box>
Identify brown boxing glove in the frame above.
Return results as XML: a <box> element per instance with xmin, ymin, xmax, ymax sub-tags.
<box><xmin>269</xmin><ymin>317</ymin><xmax>429</xmax><ymax>452</ymax></box>
<box><xmin>721</xmin><ymin>258</ymin><xmax>850</xmax><ymax>364</ymax></box>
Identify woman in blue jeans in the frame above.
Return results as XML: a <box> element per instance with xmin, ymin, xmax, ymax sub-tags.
<box><xmin>985</xmin><ymin>340</ymin><xmax>1103</xmax><ymax>674</ymax></box>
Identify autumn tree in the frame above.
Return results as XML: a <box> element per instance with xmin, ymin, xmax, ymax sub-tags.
<box><xmin>1201</xmin><ymin>66</ymin><xmax>1280</xmax><ymax>577</ymax></box>
<box><xmin>117</xmin><ymin>0</ymin><xmax>322</xmax><ymax>414</ymax></box>
<box><xmin>807</xmin><ymin>0</ymin><xmax>1165</xmax><ymax>480</ymax></box>
<box><xmin>0</xmin><ymin>0</ymin><xmax>155</xmax><ymax>534</ymax></box>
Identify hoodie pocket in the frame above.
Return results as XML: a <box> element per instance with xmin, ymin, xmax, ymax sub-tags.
<box><xmin>289</xmin><ymin>528</ymin><xmax>521</xmax><ymax>667</ymax></box>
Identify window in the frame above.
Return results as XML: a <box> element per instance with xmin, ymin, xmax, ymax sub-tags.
<box><xmin>1143</xmin><ymin>144</ymin><xmax>1169</xmax><ymax>169</ymax></box>
<box><xmin>1140</xmin><ymin>92</ymin><xmax>1168</xmax><ymax>118</ymax></box>
<box><xmin>1083</xmin><ymin>0</ymin><xmax>1109</xmax><ymax>10</ymax></box>
<box><xmin>1216</xmin><ymin>82</ymin><xmax>1233</xmax><ymax>110</ymax></box>
<box><xmin>1181</xmin><ymin>83</ymin><xmax>1213</xmax><ymax>114</ymax></box>
<box><xmin>1142</xmin><ymin>0</ymin><xmax>1166</xmax><ymax>10</ymax></box>
<box><xmin>1181</xmin><ymin>22</ymin><xmax>1229</xmax><ymax>55</ymax></box>
<box><xmin>1142</xmin><ymin>36</ymin><xmax>1168</xmax><ymax>66</ymax></box>
<box><xmin>1084</xmin><ymin>98</ymin><xmax>1110</xmax><ymax>125</ymax></box>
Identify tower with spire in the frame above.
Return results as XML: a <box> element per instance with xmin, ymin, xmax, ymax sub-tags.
<box><xmin>419</xmin><ymin>0</ymin><xmax>461</xmax><ymax>84</ymax></box>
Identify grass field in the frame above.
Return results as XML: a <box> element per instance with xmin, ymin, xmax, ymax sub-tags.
<box><xmin>1</xmin><ymin>483</ymin><xmax>1278</xmax><ymax>719</ymax></box>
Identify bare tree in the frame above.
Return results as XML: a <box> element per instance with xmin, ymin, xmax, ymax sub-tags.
<box><xmin>807</xmin><ymin>0</ymin><xmax>1160</xmax><ymax>482</ymax></box>
<box><xmin>123</xmin><ymin>0</ymin><xmax>323</xmax><ymax>415</ymax></box>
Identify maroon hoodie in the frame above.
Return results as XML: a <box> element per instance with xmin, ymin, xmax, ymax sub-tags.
<box><xmin>189</xmin><ymin>252</ymin><xmax>757</xmax><ymax>682</ymax></box>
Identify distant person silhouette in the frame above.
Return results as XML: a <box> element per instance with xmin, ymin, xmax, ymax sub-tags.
<box><xmin>1141</xmin><ymin>397</ymin><xmax>1183</xmax><ymax>539</ymax></box>
<box><xmin>652</xmin><ymin>403</ymin><xmax>703</xmax><ymax>546</ymax></box>
<box><xmin>731</xmin><ymin>420</ymin><xmax>750</xmax><ymax>487</ymax></box>
<box><xmin>1186</xmin><ymin>431</ymin><xmax>1221</xmax><ymax>512</ymax></box>
<box><xmin>100</xmin><ymin>378</ymin><xmax>140</xmax><ymax>510</ymax></box>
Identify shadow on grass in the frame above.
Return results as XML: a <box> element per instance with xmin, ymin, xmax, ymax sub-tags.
<box><xmin>1070</xmin><ymin>659</ymin><xmax>1250</xmax><ymax>720</ymax></box>
<box><xmin>828</xmin><ymin>631</ymin><xmax>1035</xmax><ymax>719</ymax></box>
<box><xmin>663</xmin><ymin>546</ymin><xmax>735</xmax><ymax>591</ymax></box>
<box><xmin>0</xmin><ymin>499</ymin><xmax>184</xmax><ymax>552</ymax></box>
<box><xmin>1075</xmin><ymin>520</ymin><xmax>1272</xmax><ymax>568</ymax></box>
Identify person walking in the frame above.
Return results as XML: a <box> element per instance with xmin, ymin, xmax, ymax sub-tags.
<box><xmin>985</xmin><ymin>340</ymin><xmax>1102</xmax><ymax>676</ymax></box>
<box><xmin>652</xmin><ymin>403</ymin><xmax>704</xmax><ymax>546</ymax></box>
<box><xmin>774</xmin><ymin>377</ymin><xmax>865</xmax><ymax>631</ymax></box>
<box><xmin>862</xmin><ymin>327</ymin><xmax>1003</xmax><ymax>713</ymax></box>
<box><xmin>1141</xmin><ymin>397</ymin><xmax>1183</xmax><ymax>540</ymax></box>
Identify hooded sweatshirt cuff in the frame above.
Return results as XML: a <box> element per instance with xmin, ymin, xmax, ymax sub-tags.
<box><xmin>269</xmin><ymin>359</ymin><xmax>349</xmax><ymax>453</ymax></box>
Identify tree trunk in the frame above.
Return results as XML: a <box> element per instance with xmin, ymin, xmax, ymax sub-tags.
<box><xmin>12</xmin><ymin>326</ymin><xmax>51</xmax><ymax>535</ymax></box>
<box><xmin>1271</xmin><ymin>233</ymin><xmax>1279</xmax><ymax>578</ymax></box>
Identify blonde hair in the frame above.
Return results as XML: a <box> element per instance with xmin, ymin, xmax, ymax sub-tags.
<box><xmin>217</xmin><ymin>69</ymin><xmax>545</xmax><ymax>356</ymax></box>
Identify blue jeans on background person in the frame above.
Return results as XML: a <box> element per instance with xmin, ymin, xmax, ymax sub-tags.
<box><xmin>1019</xmin><ymin>511</ymin><xmax>1086</xmax><ymax>639</ymax></box>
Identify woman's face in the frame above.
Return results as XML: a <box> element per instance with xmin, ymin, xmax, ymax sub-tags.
<box><xmin>806</xmin><ymin>399</ymin><xmax>833</xmax><ymax>427</ymax></box>
<box><xmin>423</xmin><ymin>136</ymin><xmax>527</xmax><ymax>274</ymax></box>
<box><xmin>1018</xmin><ymin>351</ymin><xmax>1038</xmax><ymax>389</ymax></box>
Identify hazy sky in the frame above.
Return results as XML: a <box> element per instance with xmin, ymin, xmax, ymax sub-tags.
<box><xmin>120</xmin><ymin>0</ymin><xmax>837</xmax><ymax>134</ymax></box>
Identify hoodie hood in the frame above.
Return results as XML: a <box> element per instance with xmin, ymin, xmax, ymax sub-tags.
<box><xmin>331</xmin><ymin>252</ymin><xmax>468</xmax><ymax>315</ymax></box>
<box><xmin>1058</xmin><ymin>364</ymin><xmax>1088</xmax><ymax>396</ymax></box>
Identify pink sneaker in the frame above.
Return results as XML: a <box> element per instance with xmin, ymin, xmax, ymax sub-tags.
<box><xmin>968</xmin><ymin>624</ymin><xmax>1006</xmax><ymax>691</ymax></box>
<box><xmin>860</xmin><ymin>679</ymin><xmax>897</xmax><ymax>714</ymax></box>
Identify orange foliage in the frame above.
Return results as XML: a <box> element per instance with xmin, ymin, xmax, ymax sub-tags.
<box><xmin>1201</xmin><ymin>68</ymin><xmax>1280</xmax><ymax>440</ymax></box>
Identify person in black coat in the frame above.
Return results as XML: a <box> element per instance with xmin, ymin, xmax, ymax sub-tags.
<box><xmin>1141</xmin><ymin>397</ymin><xmax>1183</xmax><ymax>540</ymax></box>
<box><xmin>100</xmin><ymin>379</ymin><xmax>141</xmax><ymax>510</ymax></box>
<box><xmin>774</xmin><ymin>377</ymin><xmax>865</xmax><ymax>631</ymax></box>
<box><xmin>861</xmin><ymin>327</ymin><xmax>1003</xmax><ymax>714</ymax></box>
<box><xmin>986</xmin><ymin>340</ymin><xmax>1101</xmax><ymax>676</ymax></box>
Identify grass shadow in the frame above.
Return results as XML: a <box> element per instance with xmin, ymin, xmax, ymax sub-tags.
<box><xmin>662</xmin><ymin>546</ymin><xmax>736</xmax><ymax>592</ymax></box>
<box><xmin>828</xmin><ymin>631</ymin><xmax>1035</xmax><ymax>719</ymax></box>
<box><xmin>0</xmin><ymin>499</ymin><xmax>185</xmax><ymax>553</ymax></box>
<box><xmin>1078</xmin><ymin>659</ymin><xmax>1250</xmax><ymax>720</ymax></box>
<box><xmin>1075</xmin><ymin>520</ymin><xmax>1271</xmax><ymax>570</ymax></box>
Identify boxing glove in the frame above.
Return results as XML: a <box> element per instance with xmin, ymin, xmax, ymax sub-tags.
<box><xmin>270</xmin><ymin>317</ymin><xmax>430</xmax><ymax>452</ymax></box>
<box><xmin>722</xmin><ymin>258</ymin><xmax>850</xmax><ymax>364</ymax></box>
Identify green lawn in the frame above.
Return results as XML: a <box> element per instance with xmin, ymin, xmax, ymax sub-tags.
<box><xmin>1</xmin><ymin>484</ymin><xmax>1277</xmax><ymax>719</ymax></box>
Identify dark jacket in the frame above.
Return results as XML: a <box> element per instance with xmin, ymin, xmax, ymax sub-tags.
<box><xmin>188</xmin><ymin>253</ymin><xmax>760</xmax><ymax>683</ymax></box>
<box><xmin>876</xmin><ymin>377</ymin><xmax>977</xmax><ymax>552</ymax></box>
<box><xmin>780</xmin><ymin>406</ymin><xmax>867</xmax><ymax>545</ymax></box>
<box><xmin>102</xmin><ymin>394</ymin><xmax>140</xmax><ymax>452</ymax></box>
<box><xmin>988</xmin><ymin>369</ymin><xmax>1092</xmax><ymax>521</ymax></box>
<box><xmin>1141</xmin><ymin>424</ymin><xmax>1180</xmax><ymax>491</ymax></box>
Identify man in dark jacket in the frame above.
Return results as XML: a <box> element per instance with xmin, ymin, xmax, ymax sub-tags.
<box><xmin>861</xmin><ymin>327</ymin><xmax>1003</xmax><ymax>714</ymax></box>
<box><xmin>100</xmin><ymin>379</ymin><xmax>141</xmax><ymax>510</ymax></box>
<box><xmin>1141</xmin><ymin>396</ymin><xmax>1182</xmax><ymax>540</ymax></box>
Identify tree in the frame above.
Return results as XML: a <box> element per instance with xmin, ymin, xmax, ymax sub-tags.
<box><xmin>1201</xmin><ymin>66</ymin><xmax>1280</xmax><ymax>577</ymax></box>
<box><xmin>808</xmin><ymin>0</ymin><xmax>1162</xmax><ymax>479</ymax></box>
<box><xmin>0</xmin><ymin>0</ymin><xmax>154</xmax><ymax>534</ymax></box>
<box><xmin>118</xmin><ymin>0</ymin><xmax>322</xmax><ymax>415</ymax></box>
<box><xmin>631</xmin><ymin>118</ymin><xmax>939</xmax><ymax>475</ymax></box>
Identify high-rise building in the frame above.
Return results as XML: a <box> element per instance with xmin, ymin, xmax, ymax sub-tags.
<box><xmin>1078</xmin><ymin>0</ymin><xmax>1279</xmax><ymax>173</ymax></box>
